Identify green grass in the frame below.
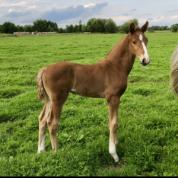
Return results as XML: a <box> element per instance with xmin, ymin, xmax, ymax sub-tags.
<box><xmin>0</xmin><ymin>32</ymin><xmax>178</xmax><ymax>176</ymax></box>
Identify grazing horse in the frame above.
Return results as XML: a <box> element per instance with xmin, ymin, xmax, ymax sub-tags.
<box><xmin>171</xmin><ymin>45</ymin><xmax>178</xmax><ymax>95</ymax></box>
<box><xmin>37</xmin><ymin>22</ymin><xmax>150</xmax><ymax>163</ymax></box>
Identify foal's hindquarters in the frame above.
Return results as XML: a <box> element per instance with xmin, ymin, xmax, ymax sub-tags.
<box><xmin>37</xmin><ymin>62</ymin><xmax>74</xmax><ymax>153</ymax></box>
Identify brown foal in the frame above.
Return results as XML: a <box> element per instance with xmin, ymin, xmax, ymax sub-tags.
<box><xmin>37</xmin><ymin>22</ymin><xmax>150</xmax><ymax>162</ymax></box>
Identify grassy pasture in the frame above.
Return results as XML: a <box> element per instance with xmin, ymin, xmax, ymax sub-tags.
<box><xmin>0</xmin><ymin>32</ymin><xmax>178</xmax><ymax>176</ymax></box>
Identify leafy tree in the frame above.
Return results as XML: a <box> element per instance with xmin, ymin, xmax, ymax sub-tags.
<box><xmin>104</xmin><ymin>19</ymin><xmax>118</xmax><ymax>33</ymax></box>
<box><xmin>33</xmin><ymin>19</ymin><xmax>48</xmax><ymax>32</ymax></box>
<box><xmin>87</xmin><ymin>18</ymin><xmax>104</xmax><ymax>33</ymax></box>
<box><xmin>23</xmin><ymin>25</ymin><xmax>33</xmax><ymax>32</ymax></box>
<box><xmin>119</xmin><ymin>19</ymin><xmax>138</xmax><ymax>33</ymax></box>
<box><xmin>74</xmin><ymin>25</ymin><xmax>79</xmax><ymax>32</ymax></box>
<box><xmin>81</xmin><ymin>24</ymin><xmax>87</xmax><ymax>32</ymax></box>
<box><xmin>78</xmin><ymin>20</ymin><xmax>83</xmax><ymax>32</ymax></box>
<box><xmin>47</xmin><ymin>21</ymin><xmax>58</xmax><ymax>32</ymax></box>
<box><xmin>95</xmin><ymin>19</ymin><xmax>106</xmax><ymax>32</ymax></box>
<box><xmin>171</xmin><ymin>24</ymin><xmax>178</xmax><ymax>32</ymax></box>
<box><xmin>66</xmin><ymin>25</ymin><xmax>74</xmax><ymax>33</ymax></box>
<box><xmin>58</xmin><ymin>28</ymin><xmax>65</xmax><ymax>33</ymax></box>
<box><xmin>1</xmin><ymin>22</ymin><xmax>17</xmax><ymax>34</ymax></box>
<box><xmin>33</xmin><ymin>19</ymin><xmax>58</xmax><ymax>32</ymax></box>
<box><xmin>148</xmin><ymin>25</ymin><xmax>169</xmax><ymax>32</ymax></box>
<box><xmin>16</xmin><ymin>25</ymin><xmax>24</xmax><ymax>32</ymax></box>
<box><xmin>86</xmin><ymin>18</ymin><xmax>96</xmax><ymax>32</ymax></box>
<box><xmin>0</xmin><ymin>25</ymin><xmax>2</xmax><ymax>32</ymax></box>
<box><xmin>86</xmin><ymin>18</ymin><xmax>117</xmax><ymax>33</ymax></box>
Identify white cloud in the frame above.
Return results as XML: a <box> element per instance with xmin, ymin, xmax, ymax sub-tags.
<box><xmin>8</xmin><ymin>8</ymin><xmax>13</xmax><ymax>13</ymax></box>
<box><xmin>170</xmin><ymin>15</ymin><xmax>178</xmax><ymax>20</ymax></box>
<box><xmin>84</xmin><ymin>3</ymin><xmax>96</xmax><ymax>8</ymax></box>
<box><xmin>11</xmin><ymin>1</ymin><xmax>27</xmax><ymax>7</ymax></box>
<box><xmin>0</xmin><ymin>0</ymin><xmax>38</xmax><ymax>15</ymax></box>
<box><xmin>112</xmin><ymin>16</ymin><xmax>132</xmax><ymax>24</ymax></box>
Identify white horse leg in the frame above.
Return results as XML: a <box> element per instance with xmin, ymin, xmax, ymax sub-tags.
<box><xmin>109</xmin><ymin>119</ymin><xmax>119</xmax><ymax>162</ymax></box>
<box><xmin>108</xmin><ymin>96</ymin><xmax>120</xmax><ymax>163</ymax></box>
<box><xmin>37</xmin><ymin>103</ymin><xmax>49</xmax><ymax>153</ymax></box>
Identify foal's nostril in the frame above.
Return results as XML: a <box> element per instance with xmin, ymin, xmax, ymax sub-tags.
<box><xmin>141</xmin><ymin>58</ymin><xmax>147</xmax><ymax>65</ymax></box>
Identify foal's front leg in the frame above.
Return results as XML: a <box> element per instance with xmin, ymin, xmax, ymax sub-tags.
<box><xmin>108</xmin><ymin>96</ymin><xmax>120</xmax><ymax>163</ymax></box>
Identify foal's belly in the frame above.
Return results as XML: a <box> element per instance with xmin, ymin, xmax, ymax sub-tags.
<box><xmin>71</xmin><ymin>63</ymin><xmax>106</xmax><ymax>98</ymax></box>
<box><xmin>71</xmin><ymin>77</ymin><xmax>105</xmax><ymax>98</ymax></box>
<box><xmin>70</xmin><ymin>86</ymin><xmax>105</xmax><ymax>98</ymax></box>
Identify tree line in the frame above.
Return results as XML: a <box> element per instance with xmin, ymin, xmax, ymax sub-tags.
<box><xmin>0</xmin><ymin>18</ymin><xmax>178</xmax><ymax>34</ymax></box>
<box><xmin>0</xmin><ymin>18</ymin><xmax>118</xmax><ymax>34</ymax></box>
<box><xmin>0</xmin><ymin>20</ymin><xmax>58</xmax><ymax>34</ymax></box>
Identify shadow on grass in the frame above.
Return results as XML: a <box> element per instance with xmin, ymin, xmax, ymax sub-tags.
<box><xmin>0</xmin><ymin>113</ymin><xmax>26</xmax><ymax>123</ymax></box>
<box><xmin>132</xmin><ymin>88</ymin><xmax>155</xmax><ymax>97</ymax></box>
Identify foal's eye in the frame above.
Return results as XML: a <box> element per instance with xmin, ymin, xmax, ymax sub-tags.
<box><xmin>133</xmin><ymin>41</ymin><xmax>136</xmax><ymax>44</ymax></box>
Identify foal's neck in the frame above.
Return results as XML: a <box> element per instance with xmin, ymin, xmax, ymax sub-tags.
<box><xmin>106</xmin><ymin>35</ymin><xmax>135</xmax><ymax>75</ymax></box>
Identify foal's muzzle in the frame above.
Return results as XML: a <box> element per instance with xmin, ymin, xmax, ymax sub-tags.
<box><xmin>141</xmin><ymin>58</ymin><xmax>150</xmax><ymax>66</ymax></box>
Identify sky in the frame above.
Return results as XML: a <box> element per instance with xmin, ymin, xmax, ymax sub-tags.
<box><xmin>0</xmin><ymin>0</ymin><xmax>178</xmax><ymax>27</ymax></box>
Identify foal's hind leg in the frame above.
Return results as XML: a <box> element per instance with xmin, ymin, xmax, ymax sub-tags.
<box><xmin>38</xmin><ymin>103</ymin><xmax>48</xmax><ymax>153</ymax></box>
<box><xmin>47</xmin><ymin>94</ymin><xmax>68</xmax><ymax>152</ymax></box>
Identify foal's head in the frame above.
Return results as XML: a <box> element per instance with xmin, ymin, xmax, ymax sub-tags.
<box><xmin>128</xmin><ymin>21</ymin><xmax>150</xmax><ymax>66</ymax></box>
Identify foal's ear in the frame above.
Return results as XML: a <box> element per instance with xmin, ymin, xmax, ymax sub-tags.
<box><xmin>129</xmin><ymin>23</ymin><xmax>135</xmax><ymax>34</ymax></box>
<box><xmin>141</xmin><ymin>21</ymin><xmax>149</xmax><ymax>33</ymax></box>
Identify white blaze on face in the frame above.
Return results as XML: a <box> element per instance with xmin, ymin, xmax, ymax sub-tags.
<box><xmin>139</xmin><ymin>34</ymin><xmax>150</xmax><ymax>64</ymax></box>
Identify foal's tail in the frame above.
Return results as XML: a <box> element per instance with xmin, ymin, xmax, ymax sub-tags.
<box><xmin>37</xmin><ymin>67</ymin><xmax>48</xmax><ymax>102</ymax></box>
<box><xmin>170</xmin><ymin>45</ymin><xmax>178</xmax><ymax>95</ymax></box>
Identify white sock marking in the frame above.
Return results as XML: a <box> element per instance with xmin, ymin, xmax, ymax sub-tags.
<box><xmin>38</xmin><ymin>135</ymin><xmax>45</xmax><ymax>153</ymax></box>
<box><xmin>109</xmin><ymin>138</ymin><xmax>119</xmax><ymax>162</ymax></box>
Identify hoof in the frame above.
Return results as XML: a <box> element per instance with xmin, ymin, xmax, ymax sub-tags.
<box><xmin>110</xmin><ymin>153</ymin><xmax>119</xmax><ymax>163</ymax></box>
<box><xmin>37</xmin><ymin>149</ymin><xmax>45</xmax><ymax>154</ymax></box>
<box><xmin>114</xmin><ymin>156</ymin><xmax>119</xmax><ymax>163</ymax></box>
